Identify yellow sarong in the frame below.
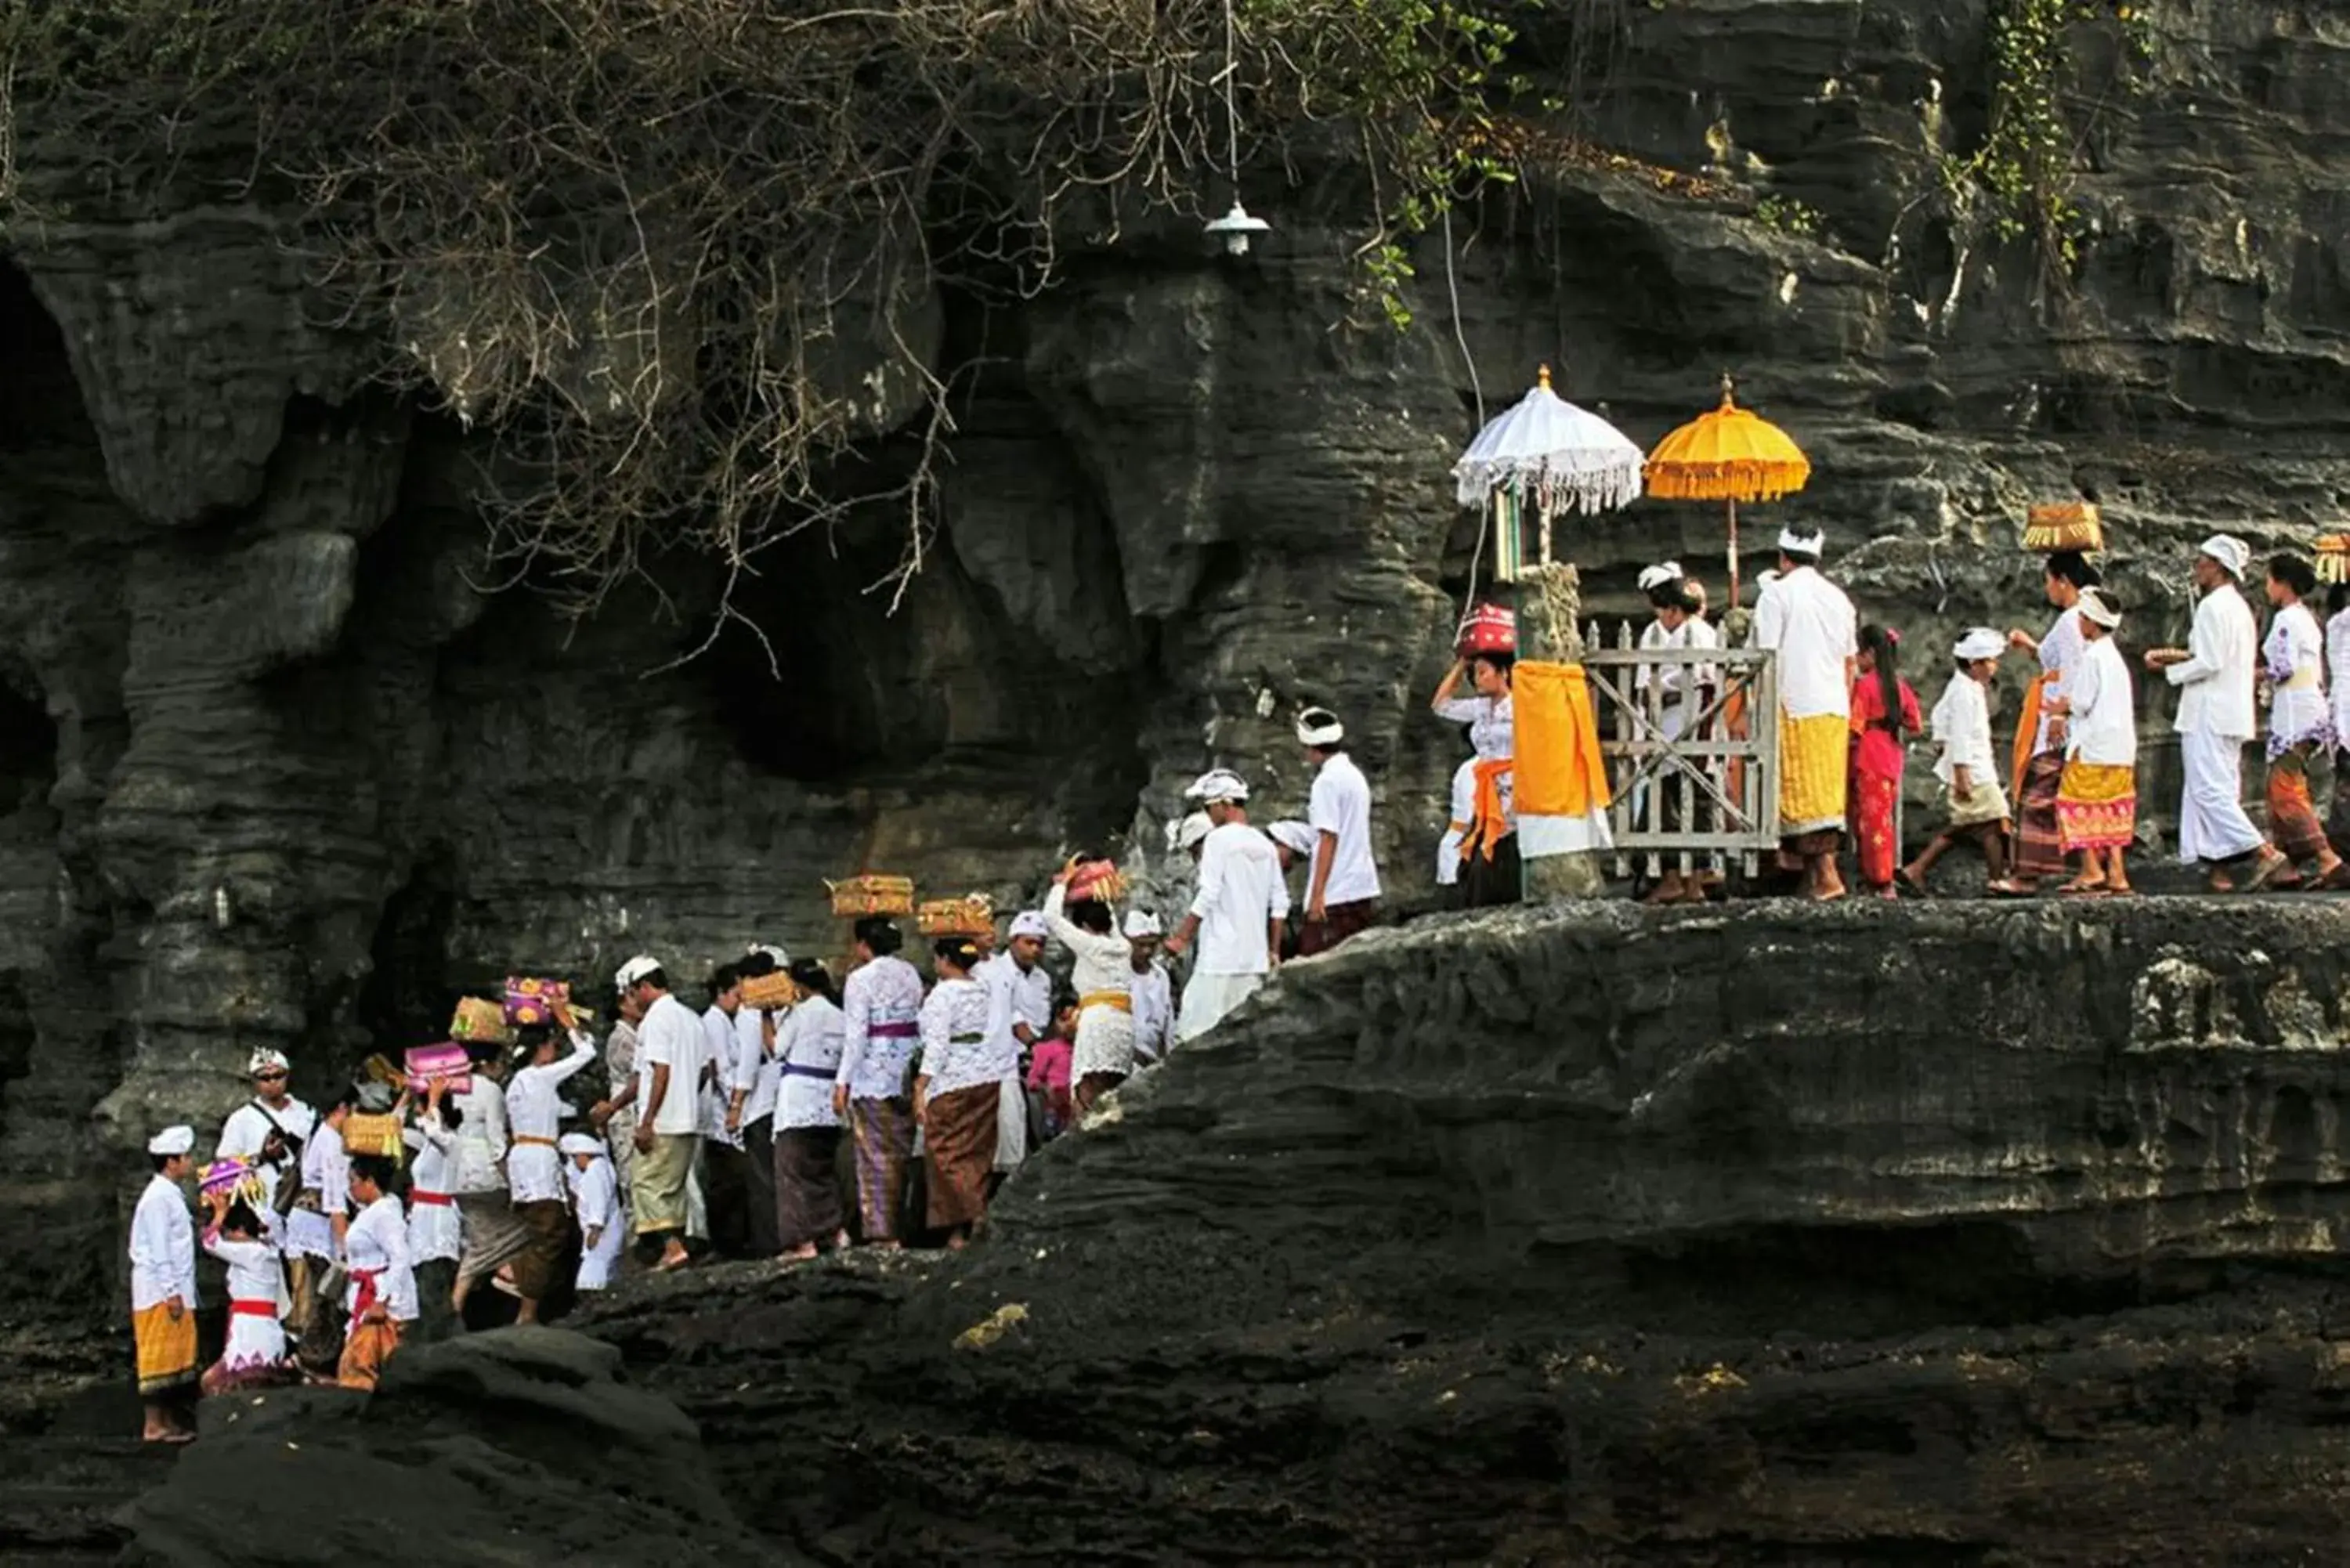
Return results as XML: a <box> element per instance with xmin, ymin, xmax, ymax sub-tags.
<box><xmin>1778</xmin><ymin>710</ymin><xmax>1849</xmax><ymax>836</ymax></box>
<box><xmin>133</xmin><ymin>1302</ymin><xmax>197</xmax><ymax>1396</ymax></box>
<box><xmin>1512</xmin><ymin>661</ymin><xmax>1615</xmax><ymax>855</ymax></box>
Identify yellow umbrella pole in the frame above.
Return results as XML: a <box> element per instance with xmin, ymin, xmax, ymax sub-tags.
<box><xmin>1726</xmin><ymin>497</ymin><xmax>1741</xmax><ymax>613</ymax></box>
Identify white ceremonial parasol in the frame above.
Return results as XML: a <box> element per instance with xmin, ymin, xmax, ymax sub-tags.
<box><xmin>1452</xmin><ymin>363</ymin><xmax>1644</xmax><ymax>517</ymax></box>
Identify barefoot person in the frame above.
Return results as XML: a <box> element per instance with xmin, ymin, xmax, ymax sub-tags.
<box><xmin>1295</xmin><ymin>708</ymin><xmax>1382</xmax><ymax>953</ymax></box>
<box><xmin>1043</xmin><ymin>863</ymin><xmax>1139</xmax><ymax>1112</ymax></box>
<box><xmin>2145</xmin><ymin>535</ymin><xmax>2290</xmax><ymax>891</ymax></box>
<box><xmin>199</xmin><ymin>1168</ymin><xmax>295</xmax><ymax>1396</ymax></box>
<box><xmin>338</xmin><ymin>1154</ymin><xmax>418</xmax><ymax>1391</ymax></box>
<box><xmin>772</xmin><ymin>958</ymin><xmax>850</xmax><ymax>1260</ymax></box>
<box><xmin>2261</xmin><ymin>553</ymin><xmax>2342</xmax><ymax>885</ymax></box>
<box><xmin>913</xmin><ymin>937</ymin><xmax>1007</xmax><ymax>1251</ymax></box>
<box><xmin>1904</xmin><ymin>630</ymin><xmax>2014</xmax><ymax>894</ymax></box>
<box><xmin>1167</xmin><ymin>769</ymin><xmax>1289</xmax><ymax>1044</ymax></box>
<box><xmin>621</xmin><ymin>955</ymin><xmax>703</xmax><ymax>1273</ymax></box>
<box><xmin>2054</xmin><ymin>588</ymin><xmax>2138</xmax><ymax>894</ymax></box>
<box><xmin>130</xmin><ymin>1126</ymin><xmax>199</xmax><ymax>1443</ymax></box>
<box><xmin>1848</xmin><ymin>624</ymin><xmax>1922</xmax><ymax>900</ymax></box>
<box><xmin>1753</xmin><ymin>527</ymin><xmax>1860</xmax><ymax>900</ymax></box>
<box><xmin>2005</xmin><ymin>552</ymin><xmax>2099</xmax><ymax>893</ymax></box>
<box><xmin>832</xmin><ymin>916</ymin><xmax>924</xmax><ymax>1250</ymax></box>
<box><xmin>503</xmin><ymin>1008</ymin><xmax>595</xmax><ymax>1324</ymax></box>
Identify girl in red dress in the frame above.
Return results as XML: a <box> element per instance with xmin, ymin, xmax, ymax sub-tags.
<box><xmin>1849</xmin><ymin>625</ymin><xmax>1923</xmax><ymax>898</ymax></box>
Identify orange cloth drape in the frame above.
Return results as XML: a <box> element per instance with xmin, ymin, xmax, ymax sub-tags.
<box><xmin>1462</xmin><ymin>758</ymin><xmax>1514</xmax><ymax>862</ymax></box>
<box><xmin>2010</xmin><ymin>672</ymin><xmax>2048</xmax><ymax>804</ymax></box>
<box><xmin>1513</xmin><ymin>661</ymin><xmax>1613</xmax><ymax>817</ymax></box>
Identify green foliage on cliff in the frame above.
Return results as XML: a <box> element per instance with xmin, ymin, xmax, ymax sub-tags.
<box><xmin>1940</xmin><ymin>0</ymin><xmax>2151</xmax><ymax>280</ymax></box>
<box><xmin>0</xmin><ymin>0</ymin><xmax>1529</xmax><ymax>615</ymax></box>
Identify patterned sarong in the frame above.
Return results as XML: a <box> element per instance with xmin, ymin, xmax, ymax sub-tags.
<box><xmin>508</xmin><ymin>1198</ymin><xmax>571</xmax><ymax>1300</ymax></box>
<box><xmin>2267</xmin><ymin>746</ymin><xmax>2329</xmax><ymax>862</ymax></box>
<box><xmin>849</xmin><ymin>1098</ymin><xmax>914</xmax><ymax>1241</ymax></box>
<box><xmin>1778</xmin><ymin>710</ymin><xmax>1848</xmax><ymax>845</ymax></box>
<box><xmin>1073</xmin><ymin>1070</ymin><xmax>1127</xmax><ymax>1118</ymax></box>
<box><xmin>133</xmin><ymin>1302</ymin><xmax>197</xmax><ymax>1396</ymax></box>
<box><xmin>2057</xmin><ymin>761</ymin><xmax>2136</xmax><ymax>851</ymax></box>
<box><xmin>337</xmin><ymin>1317</ymin><xmax>404</xmax><ymax>1392</ymax></box>
<box><xmin>1850</xmin><ymin>767</ymin><xmax>1900</xmax><ymax>888</ymax></box>
<box><xmin>923</xmin><ymin>1082</ymin><xmax>1000</xmax><ymax>1230</ymax></box>
<box><xmin>773</xmin><ymin>1126</ymin><xmax>844</xmax><ymax>1251</ymax></box>
<box><xmin>2012</xmin><ymin>750</ymin><xmax>2069</xmax><ymax>879</ymax></box>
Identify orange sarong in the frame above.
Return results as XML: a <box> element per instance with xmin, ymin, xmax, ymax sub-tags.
<box><xmin>1513</xmin><ymin>661</ymin><xmax>1614</xmax><ymax>855</ymax></box>
<box><xmin>134</xmin><ymin>1302</ymin><xmax>198</xmax><ymax>1396</ymax></box>
<box><xmin>2011</xmin><ymin>671</ymin><xmax>2048</xmax><ymax>804</ymax></box>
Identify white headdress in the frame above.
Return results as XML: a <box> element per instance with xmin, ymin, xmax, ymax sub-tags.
<box><xmin>1777</xmin><ymin>526</ymin><xmax>1824</xmax><ymax>555</ymax></box>
<box><xmin>1295</xmin><ymin>707</ymin><xmax>1345</xmax><ymax>748</ymax></box>
<box><xmin>246</xmin><ymin>1047</ymin><xmax>291</xmax><ymax>1077</ymax></box>
<box><xmin>1636</xmin><ymin>562</ymin><xmax>1685</xmax><ymax>593</ymax></box>
<box><xmin>1184</xmin><ymin>768</ymin><xmax>1249</xmax><ymax>804</ymax></box>
<box><xmin>1951</xmin><ymin>627</ymin><xmax>2005</xmax><ymax>663</ymax></box>
<box><xmin>148</xmin><ymin>1125</ymin><xmax>194</xmax><ymax>1157</ymax></box>
<box><xmin>1123</xmin><ymin>909</ymin><xmax>1162</xmax><ymax>938</ymax></box>
<box><xmin>1007</xmin><ymin>911</ymin><xmax>1050</xmax><ymax>940</ymax></box>
<box><xmin>2198</xmin><ymin>534</ymin><xmax>2250</xmax><ymax>580</ymax></box>
<box><xmin>614</xmin><ymin>955</ymin><xmax>663</xmax><ymax>992</ymax></box>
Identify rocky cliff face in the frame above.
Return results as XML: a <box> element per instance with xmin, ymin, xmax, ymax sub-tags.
<box><xmin>1</xmin><ymin>0</ymin><xmax>2347</xmax><ymax>1407</ymax></box>
<box><xmin>92</xmin><ymin>896</ymin><xmax>2350</xmax><ymax>1565</ymax></box>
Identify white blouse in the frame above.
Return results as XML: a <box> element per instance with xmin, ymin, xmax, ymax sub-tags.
<box><xmin>775</xmin><ymin>995</ymin><xmax>847</xmax><ymax>1130</ymax></box>
<box><xmin>2265</xmin><ymin>601</ymin><xmax>2330</xmax><ymax>757</ymax></box>
<box><xmin>920</xmin><ymin>977</ymin><xmax>1014</xmax><ymax>1096</ymax></box>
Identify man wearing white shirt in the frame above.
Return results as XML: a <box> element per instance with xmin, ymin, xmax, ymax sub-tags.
<box><xmin>1166</xmin><ymin>768</ymin><xmax>1290</xmax><ymax>1042</ymax></box>
<box><xmin>623</xmin><ymin>955</ymin><xmax>702</xmax><ymax>1273</ymax></box>
<box><xmin>1294</xmin><ymin>708</ymin><xmax>1381</xmax><ymax>956</ymax></box>
<box><xmin>1752</xmin><ymin>526</ymin><xmax>1859</xmax><ymax>900</ymax></box>
<box><xmin>2145</xmin><ymin>534</ymin><xmax>2289</xmax><ymax>890</ymax></box>
<box><xmin>130</xmin><ymin>1125</ymin><xmax>200</xmax><ymax>1443</ymax></box>
<box><xmin>698</xmin><ymin>966</ymin><xmax>755</xmax><ymax>1257</ymax></box>
<box><xmin>732</xmin><ymin>946</ymin><xmax>788</xmax><ymax>1258</ymax></box>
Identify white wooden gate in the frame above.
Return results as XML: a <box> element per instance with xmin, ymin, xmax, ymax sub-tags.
<box><xmin>1579</xmin><ymin>625</ymin><xmax>1783</xmax><ymax>878</ymax></box>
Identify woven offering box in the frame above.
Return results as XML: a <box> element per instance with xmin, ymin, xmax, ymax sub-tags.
<box><xmin>404</xmin><ymin>1042</ymin><xmax>473</xmax><ymax>1096</ymax></box>
<box><xmin>342</xmin><ymin>1113</ymin><xmax>406</xmax><ymax>1161</ymax></box>
<box><xmin>504</xmin><ymin>976</ymin><xmax>569</xmax><ymax>1027</ymax></box>
<box><xmin>741</xmin><ymin>970</ymin><xmax>801</xmax><ymax>1010</ymax></box>
<box><xmin>2318</xmin><ymin>535</ymin><xmax>2350</xmax><ymax>585</ymax></box>
<box><xmin>201</xmin><ymin>1157</ymin><xmax>262</xmax><ymax>1205</ymax></box>
<box><xmin>918</xmin><ymin>894</ymin><xmax>995</xmax><ymax>936</ymax></box>
<box><xmin>449</xmin><ymin>995</ymin><xmax>512</xmax><ymax>1046</ymax></box>
<box><xmin>1457</xmin><ymin>602</ymin><xmax>1517</xmax><ymax>656</ymax></box>
<box><xmin>2023</xmin><ymin>501</ymin><xmax>2102</xmax><ymax>553</ymax></box>
<box><xmin>829</xmin><ymin>873</ymin><xmax>915</xmax><ymax>917</ymax></box>
<box><xmin>1066</xmin><ymin>861</ymin><xmax>1127</xmax><ymax>904</ymax></box>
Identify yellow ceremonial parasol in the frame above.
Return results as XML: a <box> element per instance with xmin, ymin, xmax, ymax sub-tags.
<box><xmin>1643</xmin><ymin>374</ymin><xmax>1812</xmax><ymax>609</ymax></box>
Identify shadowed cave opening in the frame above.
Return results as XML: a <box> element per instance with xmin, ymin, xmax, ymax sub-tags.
<box><xmin>0</xmin><ymin>258</ymin><xmax>98</xmax><ymax>459</ymax></box>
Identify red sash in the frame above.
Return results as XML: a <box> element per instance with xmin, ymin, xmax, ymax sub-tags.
<box><xmin>410</xmin><ymin>1190</ymin><xmax>454</xmax><ymax>1207</ymax></box>
<box><xmin>348</xmin><ymin>1266</ymin><xmax>383</xmax><ymax>1334</ymax></box>
<box><xmin>229</xmin><ymin>1299</ymin><xmax>277</xmax><ymax>1318</ymax></box>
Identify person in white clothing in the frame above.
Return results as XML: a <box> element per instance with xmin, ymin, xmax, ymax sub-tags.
<box><xmin>1435</xmin><ymin>757</ymin><xmax>1477</xmax><ymax>893</ymax></box>
<box><xmin>697</xmin><ymin>966</ymin><xmax>759</xmax><ymax>1259</ymax></box>
<box><xmin>979</xmin><ymin>912</ymin><xmax>1050</xmax><ymax>1169</ymax></box>
<box><xmin>286</xmin><ymin>1089</ymin><xmax>353</xmax><ymax>1274</ymax></box>
<box><xmin>1123</xmin><ymin>910</ymin><xmax>1174</xmax><ymax>1066</ymax></box>
<box><xmin>338</xmin><ymin>1154</ymin><xmax>417</xmax><ymax>1391</ymax></box>
<box><xmin>2326</xmin><ymin>581</ymin><xmax>2350</xmax><ymax>857</ymax></box>
<box><xmin>732</xmin><ymin>946</ymin><xmax>787</xmax><ymax>1259</ymax></box>
<box><xmin>402</xmin><ymin>1075</ymin><xmax>464</xmax><ymax>1339</ymax></box>
<box><xmin>913</xmin><ymin>937</ymin><xmax>1011</xmax><ymax>1248</ymax></box>
<box><xmin>563</xmin><ymin>1133</ymin><xmax>624</xmax><ymax>1291</ymax></box>
<box><xmin>448</xmin><ymin>1041</ymin><xmax>518</xmax><ymax>1322</ymax></box>
<box><xmin>1428</xmin><ymin>649</ymin><xmax>1519</xmax><ymax>907</ymax></box>
<box><xmin>212</xmin><ymin>1046</ymin><xmax>316</xmax><ymax>1334</ymax></box>
<box><xmin>503</xmin><ymin>1008</ymin><xmax>595</xmax><ymax>1324</ymax></box>
<box><xmin>624</xmin><ymin>955</ymin><xmax>703</xmax><ymax>1271</ymax></box>
<box><xmin>1902</xmin><ymin>629</ymin><xmax>2015</xmax><ymax>894</ymax></box>
<box><xmin>1295</xmin><ymin>708</ymin><xmax>1381</xmax><ymax>956</ymax></box>
<box><xmin>1752</xmin><ymin>526</ymin><xmax>1859</xmax><ymax>900</ymax></box>
<box><xmin>831</xmin><ymin>919</ymin><xmax>924</xmax><ymax>1249</ymax></box>
<box><xmin>2050</xmin><ymin>588</ymin><xmax>2139</xmax><ymax>894</ymax></box>
<box><xmin>212</xmin><ymin>1047</ymin><xmax>316</xmax><ymax>1237</ymax></box>
<box><xmin>1167</xmin><ymin>768</ymin><xmax>1289</xmax><ymax>1043</ymax></box>
<box><xmin>772</xmin><ymin>958</ymin><xmax>851</xmax><ymax>1259</ymax></box>
<box><xmin>2004</xmin><ymin>552</ymin><xmax>2099</xmax><ymax>890</ymax></box>
<box><xmin>129</xmin><ymin>1125</ymin><xmax>199</xmax><ymax>1443</ymax></box>
<box><xmin>1043</xmin><ymin>867</ymin><xmax>1136</xmax><ymax>1113</ymax></box>
<box><xmin>2144</xmin><ymin>534</ymin><xmax>2290</xmax><ymax>890</ymax></box>
<box><xmin>1635</xmin><ymin>564</ymin><xmax>1722</xmax><ymax>903</ymax></box>
<box><xmin>199</xmin><ymin>1165</ymin><xmax>293</xmax><ymax>1397</ymax></box>
<box><xmin>2259</xmin><ymin>553</ymin><xmax>2341</xmax><ymax>884</ymax></box>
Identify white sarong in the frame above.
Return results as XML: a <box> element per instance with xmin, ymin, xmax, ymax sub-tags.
<box><xmin>2176</xmin><ymin>728</ymin><xmax>2265</xmax><ymax>864</ymax></box>
<box><xmin>1175</xmin><ymin>971</ymin><xmax>1266</xmax><ymax>1045</ymax></box>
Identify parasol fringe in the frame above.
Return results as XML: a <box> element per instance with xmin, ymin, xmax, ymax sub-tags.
<box><xmin>1452</xmin><ymin>457</ymin><xmax>1643</xmax><ymax>514</ymax></box>
<box><xmin>1640</xmin><ymin>461</ymin><xmax>1811</xmax><ymax>504</ymax></box>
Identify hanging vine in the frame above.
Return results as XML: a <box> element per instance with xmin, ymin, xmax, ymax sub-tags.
<box><xmin>0</xmin><ymin>0</ymin><xmax>1535</xmax><ymax>623</ymax></box>
<box><xmin>1936</xmin><ymin>0</ymin><xmax>2154</xmax><ymax>280</ymax></box>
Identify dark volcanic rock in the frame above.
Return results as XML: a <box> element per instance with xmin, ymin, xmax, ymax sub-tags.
<box><xmin>115</xmin><ymin>1329</ymin><xmax>775</xmax><ymax>1567</ymax></box>
<box><xmin>568</xmin><ymin>899</ymin><xmax>2350</xmax><ymax>1564</ymax></box>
